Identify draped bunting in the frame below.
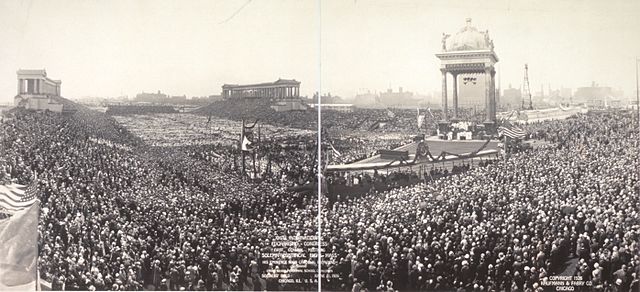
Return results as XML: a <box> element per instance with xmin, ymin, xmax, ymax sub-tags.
<box><xmin>413</xmin><ymin>136</ymin><xmax>495</xmax><ymax>163</ymax></box>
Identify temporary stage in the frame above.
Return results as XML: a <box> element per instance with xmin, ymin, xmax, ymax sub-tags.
<box><xmin>326</xmin><ymin>138</ymin><xmax>499</xmax><ymax>172</ymax></box>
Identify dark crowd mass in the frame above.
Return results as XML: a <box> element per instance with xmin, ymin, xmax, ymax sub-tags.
<box><xmin>196</xmin><ymin>97</ymin><xmax>484</xmax><ymax>135</ymax></box>
<box><xmin>105</xmin><ymin>105</ymin><xmax>179</xmax><ymax>115</ymax></box>
<box><xmin>323</xmin><ymin>111</ymin><xmax>640</xmax><ymax>292</ymax></box>
<box><xmin>1</xmin><ymin>105</ymin><xmax>319</xmax><ymax>291</ymax></box>
<box><xmin>1</xmin><ymin>102</ymin><xmax>638</xmax><ymax>292</ymax></box>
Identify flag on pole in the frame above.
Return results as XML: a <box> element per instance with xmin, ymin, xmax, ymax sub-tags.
<box><xmin>329</xmin><ymin>143</ymin><xmax>342</xmax><ymax>157</ymax></box>
<box><xmin>386</xmin><ymin>109</ymin><xmax>396</xmax><ymax>119</ymax></box>
<box><xmin>417</xmin><ymin>108</ymin><xmax>425</xmax><ymax>129</ymax></box>
<box><xmin>426</xmin><ymin>107</ymin><xmax>435</xmax><ymax>119</ymax></box>
<box><xmin>497</xmin><ymin>125</ymin><xmax>527</xmax><ymax>139</ymax></box>
<box><xmin>241</xmin><ymin>135</ymin><xmax>253</xmax><ymax>151</ymax></box>
<box><xmin>240</xmin><ymin>119</ymin><xmax>258</xmax><ymax>152</ymax></box>
<box><xmin>0</xmin><ymin>182</ymin><xmax>38</xmax><ymax>215</ymax></box>
<box><xmin>0</xmin><ymin>185</ymin><xmax>39</xmax><ymax>291</ymax></box>
<box><xmin>368</xmin><ymin>120</ymin><xmax>388</xmax><ymax>131</ymax></box>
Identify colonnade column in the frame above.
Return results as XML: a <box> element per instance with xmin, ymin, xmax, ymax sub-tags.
<box><xmin>441</xmin><ymin>69</ymin><xmax>448</xmax><ymax>121</ymax></box>
<box><xmin>485</xmin><ymin>67</ymin><xmax>493</xmax><ymax>122</ymax></box>
<box><xmin>452</xmin><ymin>73</ymin><xmax>458</xmax><ymax>119</ymax></box>
<box><xmin>490</xmin><ymin>69</ymin><xmax>496</xmax><ymax>121</ymax></box>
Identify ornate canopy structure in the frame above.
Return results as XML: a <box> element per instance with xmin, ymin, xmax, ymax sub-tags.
<box><xmin>435</xmin><ymin>18</ymin><xmax>499</xmax><ymax>125</ymax></box>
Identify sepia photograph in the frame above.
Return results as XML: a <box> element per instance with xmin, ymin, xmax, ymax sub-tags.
<box><xmin>0</xmin><ymin>0</ymin><xmax>639</xmax><ymax>291</ymax></box>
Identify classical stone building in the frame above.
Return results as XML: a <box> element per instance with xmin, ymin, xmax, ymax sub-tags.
<box><xmin>222</xmin><ymin>79</ymin><xmax>307</xmax><ymax>112</ymax></box>
<box><xmin>14</xmin><ymin>69</ymin><xmax>74</xmax><ymax>113</ymax></box>
<box><xmin>222</xmin><ymin>79</ymin><xmax>301</xmax><ymax>99</ymax></box>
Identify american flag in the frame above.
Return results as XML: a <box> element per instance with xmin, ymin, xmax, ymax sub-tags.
<box><xmin>0</xmin><ymin>182</ymin><xmax>39</xmax><ymax>215</ymax></box>
<box><xmin>497</xmin><ymin>125</ymin><xmax>527</xmax><ymax>139</ymax></box>
<box><xmin>387</xmin><ymin>109</ymin><xmax>396</xmax><ymax>119</ymax></box>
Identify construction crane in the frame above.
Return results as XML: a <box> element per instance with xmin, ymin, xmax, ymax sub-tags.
<box><xmin>522</xmin><ymin>64</ymin><xmax>534</xmax><ymax>110</ymax></box>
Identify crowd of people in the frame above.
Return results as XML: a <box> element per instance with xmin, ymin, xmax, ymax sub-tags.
<box><xmin>1</xmin><ymin>106</ymin><xmax>319</xmax><ymax>291</ymax></box>
<box><xmin>325</xmin><ymin>160</ymin><xmax>493</xmax><ymax>203</ymax></box>
<box><xmin>2</xmin><ymin>99</ymin><xmax>638</xmax><ymax>292</ymax></box>
<box><xmin>323</xmin><ymin>111</ymin><xmax>639</xmax><ymax>291</ymax></box>
<box><xmin>106</xmin><ymin>105</ymin><xmax>178</xmax><ymax>115</ymax></box>
<box><xmin>196</xmin><ymin>99</ymin><xmax>317</xmax><ymax>130</ymax></box>
<box><xmin>326</xmin><ymin>136</ymin><xmax>409</xmax><ymax>165</ymax></box>
<box><xmin>182</xmin><ymin>140</ymin><xmax>317</xmax><ymax>188</ymax></box>
<box><xmin>197</xmin><ymin>97</ymin><xmax>487</xmax><ymax>136</ymax></box>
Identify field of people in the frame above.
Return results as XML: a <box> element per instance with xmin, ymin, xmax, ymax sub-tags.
<box><xmin>113</xmin><ymin>114</ymin><xmax>314</xmax><ymax>147</ymax></box>
<box><xmin>1</xmin><ymin>105</ymin><xmax>318</xmax><ymax>291</ymax></box>
<box><xmin>322</xmin><ymin>110</ymin><xmax>640</xmax><ymax>291</ymax></box>
<box><xmin>1</xmin><ymin>101</ymin><xmax>638</xmax><ymax>291</ymax></box>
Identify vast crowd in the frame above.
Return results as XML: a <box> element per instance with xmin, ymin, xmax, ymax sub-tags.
<box><xmin>1</xmin><ymin>102</ymin><xmax>638</xmax><ymax>291</ymax></box>
<box><xmin>196</xmin><ymin>97</ymin><xmax>485</xmax><ymax>135</ymax></box>
<box><xmin>106</xmin><ymin>105</ymin><xmax>178</xmax><ymax>115</ymax></box>
<box><xmin>1</xmin><ymin>106</ymin><xmax>318</xmax><ymax>291</ymax></box>
<box><xmin>195</xmin><ymin>99</ymin><xmax>317</xmax><ymax>130</ymax></box>
<box><xmin>323</xmin><ymin>111</ymin><xmax>640</xmax><ymax>291</ymax></box>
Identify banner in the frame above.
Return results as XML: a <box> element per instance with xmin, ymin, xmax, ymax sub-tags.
<box><xmin>0</xmin><ymin>203</ymin><xmax>39</xmax><ymax>291</ymax></box>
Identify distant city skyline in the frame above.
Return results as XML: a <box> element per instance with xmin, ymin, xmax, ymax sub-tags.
<box><xmin>1</xmin><ymin>0</ymin><xmax>639</xmax><ymax>104</ymax></box>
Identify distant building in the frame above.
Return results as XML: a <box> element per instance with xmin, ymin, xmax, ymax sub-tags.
<box><xmin>352</xmin><ymin>91</ymin><xmax>380</xmax><ymax>108</ymax></box>
<box><xmin>379</xmin><ymin>87</ymin><xmax>415</xmax><ymax>106</ymax></box>
<box><xmin>222</xmin><ymin>79</ymin><xmax>306</xmax><ymax>112</ymax></box>
<box><xmin>311</xmin><ymin>92</ymin><xmax>344</xmax><ymax>104</ymax></box>
<box><xmin>168</xmin><ymin>95</ymin><xmax>187</xmax><ymax>103</ymax></box>
<box><xmin>222</xmin><ymin>79</ymin><xmax>300</xmax><ymax>100</ymax></box>
<box><xmin>574</xmin><ymin>82</ymin><xmax>623</xmax><ymax>108</ymax></box>
<box><xmin>308</xmin><ymin>103</ymin><xmax>354</xmax><ymax>113</ymax></box>
<box><xmin>501</xmin><ymin>84</ymin><xmax>522</xmax><ymax>109</ymax></box>
<box><xmin>14</xmin><ymin>69</ymin><xmax>74</xmax><ymax>113</ymax></box>
<box><xmin>191</xmin><ymin>95</ymin><xmax>223</xmax><ymax>105</ymax></box>
<box><xmin>135</xmin><ymin>90</ymin><xmax>169</xmax><ymax>103</ymax></box>
<box><xmin>560</xmin><ymin>88</ymin><xmax>572</xmax><ymax>100</ymax></box>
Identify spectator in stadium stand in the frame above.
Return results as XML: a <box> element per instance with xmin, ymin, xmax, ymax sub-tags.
<box><xmin>2</xmin><ymin>103</ymin><xmax>638</xmax><ymax>291</ymax></box>
<box><xmin>1</xmin><ymin>107</ymin><xmax>318</xmax><ymax>291</ymax></box>
<box><xmin>323</xmin><ymin>111</ymin><xmax>639</xmax><ymax>291</ymax></box>
<box><xmin>105</xmin><ymin>105</ymin><xmax>178</xmax><ymax>115</ymax></box>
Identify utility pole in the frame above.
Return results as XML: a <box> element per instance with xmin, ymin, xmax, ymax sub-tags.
<box><xmin>522</xmin><ymin>64</ymin><xmax>533</xmax><ymax>110</ymax></box>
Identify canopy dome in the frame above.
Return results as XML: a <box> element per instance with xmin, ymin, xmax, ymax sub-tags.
<box><xmin>443</xmin><ymin>18</ymin><xmax>494</xmax><ymax>52</ymax></box>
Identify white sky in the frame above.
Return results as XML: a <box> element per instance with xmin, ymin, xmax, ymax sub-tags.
<box><xmin>0</xmin><ymin>0</ymin><xmax>639</xmax><ymax>103</ymax></box>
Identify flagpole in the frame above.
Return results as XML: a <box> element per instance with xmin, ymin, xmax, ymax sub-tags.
<box><xmin>252</xmin><ymin>147</ymin><xmax>257</xmax><ymax>180</ymax></box>
<box><xmin>257</xmin><ymin>124</ymin><xmax>261</xmax><ymax>178</ymax></box>
<box><xmin>241</xmin><ymin>119</ymin><xmax>246</xmax><ymax>177</ymax></box>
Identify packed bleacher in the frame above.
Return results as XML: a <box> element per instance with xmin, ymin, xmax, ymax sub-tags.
<box><xmin>106</xmin><ymin>105</ymin><xmax>178</xmax><ymax>115</ymax></box>
<box><xmin>194</xmin><ymin>99</ymin><xmax>317</xmax><ymax>130</ymax></box>
<box><xmin>195</xmin><ymin>98</ymin><xmax>486</xmax><ymax>135</ymax></box>
<box><xmin>2</xmin><ymin>101</ymin><xmax>638</xmax><ymax>291</ymax></box>
<box><xmin>322</xmin><ymin>111</ymin><xmax>640</xmax><ymax>291</ymax></box>
<box><xmin>1</xmin><ymin>106</ymin><xmax>318</xmax><ymax>291</ymax></box>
